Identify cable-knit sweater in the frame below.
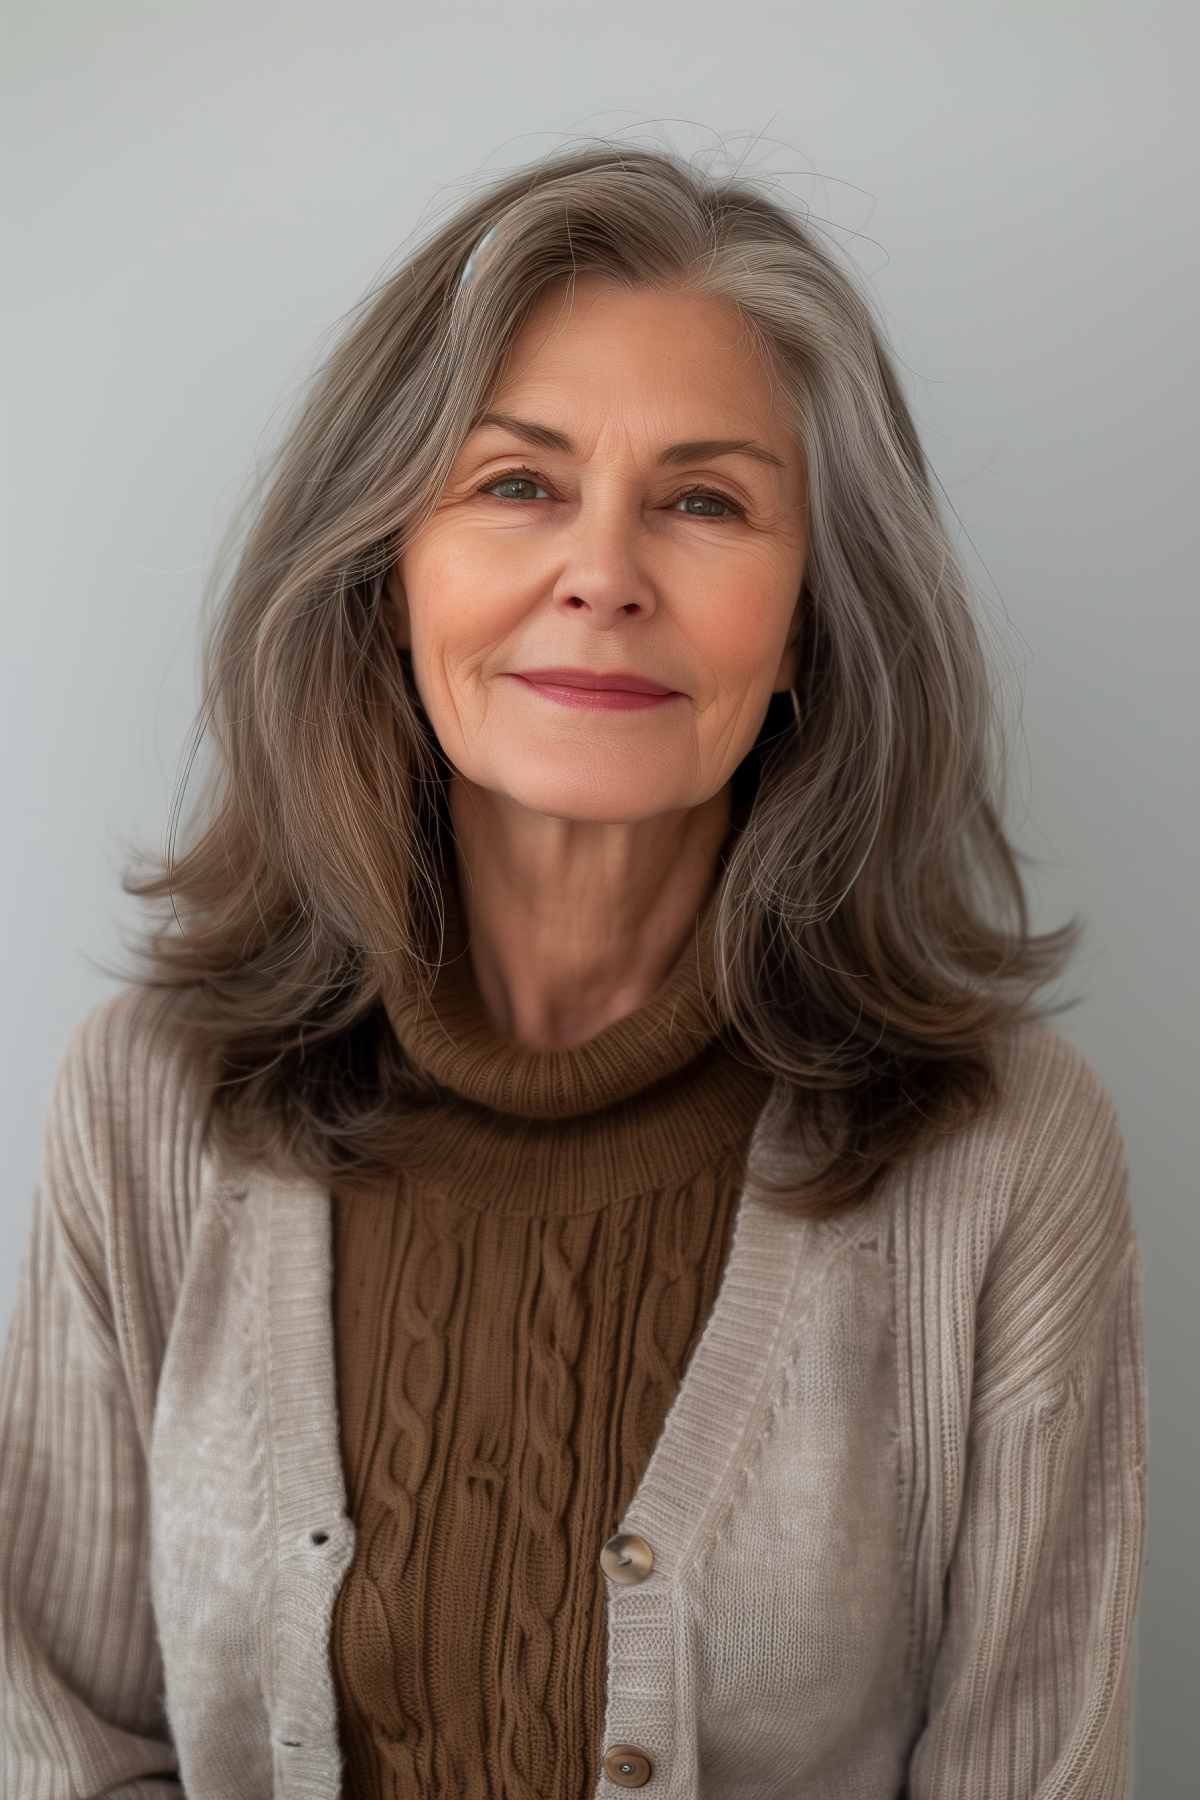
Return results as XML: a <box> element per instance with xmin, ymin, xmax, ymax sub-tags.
<box><xmin>328</xmin><ymin>872</ymin><xmax>773</xmax><ymax>1798</ymax></box>
<box><xmin>0</xmin><ymin>884</ymin><xmax>1148</xmax><ymax>1799</ymax></box>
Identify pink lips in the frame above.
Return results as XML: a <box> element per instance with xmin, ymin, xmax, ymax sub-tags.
<box><xmin>510</xmin><ymin>674</ymin><xmax>681</xmax><ymax>712</ymax></box>
<box><xmin>514</xmin><ymin>667</ymin><xmax>677</xmax><ymax>695</ymax></box>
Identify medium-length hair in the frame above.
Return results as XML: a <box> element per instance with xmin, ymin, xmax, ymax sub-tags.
<box><xmin>110</xmin><ymin>140</ymin><xmax>1085</xmax><ymax>1220</ymax></box>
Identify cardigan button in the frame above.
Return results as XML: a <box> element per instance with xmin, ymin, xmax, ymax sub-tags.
<box><xmin>602</xmin><ymin>1743</ymin><xmax>653</xmax><ymax>1786</ymax></box>
<box><xmin>599</xmin><ymin>1532</ymin><xmax>654</xmax><ymax>1584</ymax></box>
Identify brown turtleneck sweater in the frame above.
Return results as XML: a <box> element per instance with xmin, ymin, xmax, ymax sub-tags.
<box><xmin>328</xmin><ymin>873</ymin><xmax>774</xmax><ymax>1800</ymax></box>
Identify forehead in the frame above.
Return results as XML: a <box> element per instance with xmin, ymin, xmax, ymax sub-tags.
<box><xmin>487</xmin><ymin>278</ymin><xmax>795</xmax><ymax>458</ymax></box>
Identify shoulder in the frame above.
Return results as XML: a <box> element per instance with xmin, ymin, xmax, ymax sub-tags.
<box><xmin>50</xmin><ymin>984</ymin><xmax>212</xmax><ymax>1182</ymax></box>
<box><xmin>983</xmin><ymin>1016</ymin><xmax>1130</xmax><ymax>1242</ymax></box>
<box><xmin>894</xmin><ymin>1016</ymin><xmax>1130</xmax><ymax>1246</ymax></box>
<box><xmin>30</xmin><ymin>985</ymin><xmax>225</xmax><ymax>1407</ymax></box>
<box><xmin>43</xmin><ymin>986</ymin><xmax>220</xmax><ymax>1285</ymax></box>
<box><xmin>929</xmin><ymin>1017</ymin><xmax>1136</xmax><ymax>1419</ymax></box>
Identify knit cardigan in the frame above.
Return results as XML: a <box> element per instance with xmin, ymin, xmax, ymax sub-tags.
<box><xmin>0</xmin><ymin>962</ymin><xmax>1148</xmax><ymax>1798</ymax></box>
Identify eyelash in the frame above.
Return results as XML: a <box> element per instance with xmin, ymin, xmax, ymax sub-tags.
<box><xmin>474</xmin><ymin>465</ymin><xmax>747</xmax><ymax>522</ymax></box>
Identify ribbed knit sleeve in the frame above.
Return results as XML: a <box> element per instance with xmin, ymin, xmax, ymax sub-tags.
<box><xmin>0</xmin><ymin>1008</ymin><xmax>183</xmax><ymax>1798</ymax></box>
<box><xmin>906</xmin><ymin>1041</ymin><xmax>1148</xmax><ymax>1799</ymax></box>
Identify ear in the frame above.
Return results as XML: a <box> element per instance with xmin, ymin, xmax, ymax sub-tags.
<box><xmin>772</xmin><ymin>640</ymin><xmax>798</xmax><ymax>694</ymax></box>
<box><xmin>386</xmin><ymin>563</ymin><xmax>411</xmax><ymax>652</ymax></box>
<box><xmin>771</xmin><ymin>595</ymin><xmax>803</xmax><ymax>695</ymax></box>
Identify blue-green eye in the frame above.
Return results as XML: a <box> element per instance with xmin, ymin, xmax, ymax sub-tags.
<box><xmin>476</xmin><ymin>467</ymin><xmax>746</xmax><ymax>520</ymax></box>
<box><xmin>480</xmin><ymin>471</ymin><xmax>547</xmax><ymax>502</ymax></box>
<box><xmin>673</xmin><ymin>485</ymin><xmax>745</xmax><ymax>520</ymax></box>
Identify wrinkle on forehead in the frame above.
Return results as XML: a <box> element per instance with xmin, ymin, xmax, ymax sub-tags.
<box><xmin>482</xmin><ymin>279</ymin><xmax>802</xmax><ymax>494</ymax></box>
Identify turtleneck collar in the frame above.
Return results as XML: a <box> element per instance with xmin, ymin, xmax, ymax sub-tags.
<box><xmin>375</xmin><ymin>864</ymin><xmax>774</xmax><ymax>1215</ymax></box>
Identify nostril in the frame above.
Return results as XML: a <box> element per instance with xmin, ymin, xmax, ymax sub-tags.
<box><xmin>310</xmin><ymin>1529</ymin><xmax>329</xmax><ymax>1546</ymax></box>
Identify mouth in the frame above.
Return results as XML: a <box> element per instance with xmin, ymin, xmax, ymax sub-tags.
<box><xmin>509</xmin><ymin>674</ymin><xmax>683</xmax><ymax>713</ymax></box>
<box><xmin>512</xmin><ymin>667</ymin><xmax>678</xmax><ymax>695</ymax></box>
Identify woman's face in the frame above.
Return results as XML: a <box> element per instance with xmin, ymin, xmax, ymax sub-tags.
<box><xmin>391</xmin><ymin>276</ymin><xmax>809</xmax><ymax>828</ymax></box>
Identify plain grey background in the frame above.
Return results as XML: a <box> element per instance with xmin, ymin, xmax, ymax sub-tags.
<box><xmin>3</xmin><ymin>2</ymin><xmax>1195</xmax><ymax>1792</ymax></box>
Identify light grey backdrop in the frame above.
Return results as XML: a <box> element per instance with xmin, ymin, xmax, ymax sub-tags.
<box><xmin>3</xmin><ymin>2</ymin><xmax>1195</xmax><ymax>1792</ymax></box>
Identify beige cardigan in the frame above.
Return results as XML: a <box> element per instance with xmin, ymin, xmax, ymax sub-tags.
<box><xmin>0</xmin><ymin>986</ymin><xmax>1148</xmax><ymax>1799</ymax></box>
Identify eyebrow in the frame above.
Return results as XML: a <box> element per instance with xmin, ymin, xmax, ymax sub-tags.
<box><xmin>471</xmin><ymin>410</ymin><xmax>787</xmax><ymax>472</ymax></box>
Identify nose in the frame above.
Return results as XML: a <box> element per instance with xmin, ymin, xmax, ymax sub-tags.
<box><xmin>549</xmin><ymin>499</ymin><xmax>658</xmax><ymax>622</ymax></box>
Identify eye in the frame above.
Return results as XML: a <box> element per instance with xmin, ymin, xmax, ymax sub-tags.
<box><xmin>476</xmin><ymin>468</ymin><xmax>550</xmax><ymax>503</ymax></box>
<box><xmin>475</xmin><ymin>467</ymin><xmax>746</xmax><ymax>521</ymax></box>
<box><xmin>672</xmin><ymin>484</ymin><xmax>746</xmax><ymax>521</ymax></box>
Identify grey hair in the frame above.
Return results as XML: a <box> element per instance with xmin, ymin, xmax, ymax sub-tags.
<box><xmin>110</xmin><ymin>139</ymin><xmax>1084</xmax><ymax>1220</ymax></box>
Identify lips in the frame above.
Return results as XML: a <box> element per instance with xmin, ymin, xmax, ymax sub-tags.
<box><xmin>513</xmin><ymin>668</ymin><xmax>677</xmax><ymax>695</ymax></box>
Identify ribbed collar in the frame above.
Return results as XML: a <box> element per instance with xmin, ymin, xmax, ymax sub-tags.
<box><xmin>376</xmin><ymin>867</ymin><xmax>773</xmax><ymax>1216</ymax></box>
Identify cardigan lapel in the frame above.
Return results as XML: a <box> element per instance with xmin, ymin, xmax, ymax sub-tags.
<box><xmin>262</xmin><ymin>1168</ymin><xmax>358</xmax><ymax>1800</ymax></box>
<box><xmin>595</xmin><ymin>1081</ymin><xmax>883</xmax><ymax>1795</ymax></box>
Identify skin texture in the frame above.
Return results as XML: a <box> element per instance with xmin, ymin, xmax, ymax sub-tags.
<box><xmin>389</xmin><ymin>276</ymin><xmax>810</xmax><ymax>1048</ymax></box>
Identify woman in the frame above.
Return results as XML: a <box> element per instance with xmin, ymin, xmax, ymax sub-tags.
<box><xmin>0</xmin><ymin>144</ymin><xmax>1147</xmax><ymax>1799</ymax></box>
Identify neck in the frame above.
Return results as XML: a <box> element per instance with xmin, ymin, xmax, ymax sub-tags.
<box><xmin>445</xmin><ymin>778</ymin><xmax>735</xmax><ymax>1049</ymax></box>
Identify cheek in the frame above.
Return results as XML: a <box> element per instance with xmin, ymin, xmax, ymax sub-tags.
<box><xmin>403</xmin><ymin>545</ymin><xmax>525</xmax><ymax>662</ymax></box>
<box><xmin>699</xmin><ymin>594</ymin><xmax>791</xmax><ymax>689</ymax></box>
